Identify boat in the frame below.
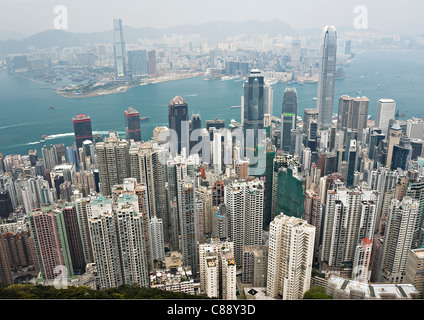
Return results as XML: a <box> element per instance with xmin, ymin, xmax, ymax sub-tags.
<box><xmin>313</xmin><ymin>97</ymin><xmax>317</xmax><ymax>101</ymax></box>
<box><xmin>41</xmin><ymin>135</ymin><xmax>48</xmax><ymax>139</ymax></box>
<box><xmin>140</xmin><ymin>116</ymin><xmax>150</xmax><ymax>121</ymax></box>
<box><xmin>48</xmin><ymin>106</ymin><xmax>55</xmax><ymax>109</ymax></box>
<box><xmin>230</xmin><ymin>105</ymin><xmax>241</xmax><ymax>109</ymax></box>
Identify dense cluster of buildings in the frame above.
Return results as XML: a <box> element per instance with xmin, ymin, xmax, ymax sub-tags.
<box><xmin>1</xmin><ymin>23</ymin><xmax>424</xmax><ymax>301</ymax></box>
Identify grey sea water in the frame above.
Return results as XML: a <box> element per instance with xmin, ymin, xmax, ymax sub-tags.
<box><xmin>0</xmin><ymin>48</ymin><xmax>423</xmax><ymax>156</ymax></box>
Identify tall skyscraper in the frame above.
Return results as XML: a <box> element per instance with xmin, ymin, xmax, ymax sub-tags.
<box><xmin>124</xmin><ymin>107</ymin><xmax>141</xmax><ymax>142</ymax></box>
<box><xmin>127</xmin><ymin>50</ymin><xmax>148</xmax><ymax>78</ymax></box>
<box><xmin>129</xmin><ymin>142</ymin><xmax>168</xmax><ymax>244</ymax></box>
<box><xmin>379</xmin><ymin>196</ymin><xmax>418</xmax><ymax>283</ymax></box>
<box><xmin>199</xmin><ymin>239</ymin><xmax>236</xmax><ymax>299</ymax></box>
<box><xmin>282</xmin><ymin>87</ymin><xmax>298</xmax><ymax>120</ymax></box>
<box><xmin>243</xmin><ymin>68</ymin><xmax>266</xmax><ymax>149</ymax></box>
<box><xmin>386</xmin><ymin>123</ymin><xmax>403</xmax><ymax>169</ymax></box>
<box><xmin>266</xmin><ymin>213</ymin><xmax>315</xmax><ymax>300</ymax></box>
<box><xmin>337</xmin><ymin>95</ymin><xmax>369</xmax><ymax>142</ymax></box>
<box><xmin>89</xmin><ymin>195</ymin><xmax>149</xmax><ymax>289</ymax></box>
<box><xmin>29</xmin><ymin>208</ymin><xmax>74</xmax><ymax>280</ymax></box>
<box><xmin>168</xmin><ymin>96</ymin><xmax>189</xmax><ymax>156</ymax></box>
<box><xmin>224</xmin><ymin>179</ymin><xmax>264</xmax><ymax>266</ymax></box>
<box><xmin>113</xmin><ymin>18</ymin><xmax>127</xmax><ymax>77</ymax></box>
<box><xmin>73</xmin><ymin>114</ymin><xmax>93</xmax><ymax>150</ymax></box>
<box><xmin>316</xmin><ymin>25</ymin><xmax>337</xmax><ymax>128</ymax></box>
<box><xmin>95</xmin><ymin>132</ymin><xmax>130</xmax><ymax>196</ymax></box>
<box><xmin>346</xmin><ymin>140</ymin><xmax>357</xmax><ymax>187</ymax></box>
<box><xmin>280</xmin><ymin>113</ymin><xmax>296</xmax><ymax>153</ymax></box>
<box><xmin>147</xmin><ymin>50</ymin><xmax>157</xmax><ymax>75</ymax></box>
<box><xmin>321</xmin><ymin>185</ymin><xmax>379</xmax><ymax>268</ymax></box>
<box><xmin>352</xmin><ymin>237</ymin><xmax>373</xmax><ymax>282</ymax></box>
<box><xmin>263</xmin><ymin>84</ymin><xmax>273</xmax><ymax>116</ymax></box>
<box><xmin>0</xmin><ymin>190</ymin><xmax>13</xmax><ymax>219</ymax></box>
<box><xmin>178</xmin><ymin>178</ymin><xmax>199</xmax><ymax>276</ymax></box>
<box><xmin>375</xmin><ymin>99</ymin><xmax>396</xmax><ymax>135</ymax></box>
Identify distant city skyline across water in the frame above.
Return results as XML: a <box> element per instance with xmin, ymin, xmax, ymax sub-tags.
<box><xmin>0</xmin><ymin>48</ymin><xmax>423</xmax><ymax>157</ymax></box>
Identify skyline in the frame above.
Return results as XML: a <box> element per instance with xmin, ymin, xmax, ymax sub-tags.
<box><xmin>0</xmin><ymin>0</ymin><xmax>423</xmax><ymax>38</ymax></box>
<box><xmin>1</xmin><ymin>3</ymin><xmax>424</xmax><ymax>305</ymax></box>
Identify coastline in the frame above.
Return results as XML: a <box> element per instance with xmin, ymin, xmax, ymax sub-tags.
<box><xmin>54</xmin><ymin>72</ymin><xmax>205</xmax><ymax>98</ymax></box>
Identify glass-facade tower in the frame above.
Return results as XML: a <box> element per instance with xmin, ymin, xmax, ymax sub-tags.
<box><xmin>317</xmin><ymin>25</ymin><xmax>337</xmax><ymax>128</ymax></box>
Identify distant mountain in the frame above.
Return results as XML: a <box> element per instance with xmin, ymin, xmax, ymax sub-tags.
<box><xmin>0</xmin><ymin>20</ymin><xmax>298</xmax><ymax>56</ymax></box>
<box><xmin>0</xmin><ymin>30</ymin><xmax>28</xmax><ymax>41</ymax></box>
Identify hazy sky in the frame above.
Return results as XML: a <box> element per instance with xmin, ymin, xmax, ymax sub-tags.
<box><xmin>0</xmin><ymin>0</ymin><xmax>423</xmax><ymax>36</ymax></box>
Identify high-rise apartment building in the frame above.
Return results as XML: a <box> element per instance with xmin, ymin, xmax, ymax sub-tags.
<box><xmin>178</xmin><ymin>178</ymin><xmax>199</xmax><ymax>277</ymax></box>
<box><xmin>379</xmin><ymin>196</ymin><xmax>418</xmax><ymax>283</ymax></box>
<box><xmin>224</xmin><ymin>179</ymin><xmax>264</xmax><ymax>266</ymax></box>
<box><xmin>242</xmin><ymin>245</ymin><xmax>268</xmax><ymax>287</ymax></box>
<box><xmin>321</xmin><ymin>185</ymin><xmax>379</xmax><ymax>268</ymax></box>
<box><xmin>29</xmin><ymin>208</ymin><xmax>74</xmax><ymax>280</ymax></box>
<box><xmin>199</xmin><ymin>239</ymin><xmax>236</xmax><ymax>299</ymax></box>
<box><xmin>316</xmin><ymin>25</ymin><xmax>337</xmax><ymax>128</ymax></box>
<box><xmin>95</xmin><ymin>132</ymin><xmax>130</xmax><ymax>196</ymax></box>
<box><xmin>89</xmin><ymin>194</ymin><xmax>149</xmax><ymax>290</ymax></box>
<box><xmin>405</xmin><ymin>248</ymin><xmax>424</xmax><ymax>298</ymax></box>
<box><xmin>266</xmin><ymin>213</ymin><xmax>315</xmax><ymax>300</ymax></box>
<box><xmin>352</xmin><ymin>237</ymin><xmax>373</xmax><ymax>282</ymax></box>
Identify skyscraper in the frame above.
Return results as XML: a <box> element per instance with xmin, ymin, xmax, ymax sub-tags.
<box><xmin>127</xmin><ymin>50</ymin><xmax>148</xmax><ymax>78</ymax></box>
<box><xmin>113</xmin><ymin>18</ymin><xmax>127</xmax><ymax>77</ymax></box>
<box><xmin>316</xmin><ymin>25</ymin><xmax>337</xmax><ymax>128</ymax></box>
<box><xmin>168</xmin><ymin>96</ymin><xmax>189</xmax><ymax>156</ymax></box>
<box><xmin>386</xmin><ymin>123</ymin><xmax>403</xmax><ymax>169</ymax></box>
<box><xmin>124</xmin><ymin>107</ymin><xmax>141</xmax><ymax>142</ymax></box>
<box><xmin>337</xmin><ymin>95</ymin><xmax>369</xmax><ymax>143</ymax></box>
<box><xmin>266</xmin><ymin>213</ymin><xmax>315</xmax><ymax>300</ymax></box>
<box><xmin>320</xmin><ymin>185</ymin><xmax>379</xmax><ymax>268</ymax></box>
<box><xmin>147</xmin><ymin>50</ymin><xmax>157</xmax><ymax>75</ymax></box>
<box><xmin>95</xmin><ymin>132</ymin><xmax>130</xmax><ymax>196</ymax></box>
<box><xmin>243</xmin><ymin>68</ymin><xmax>266</xmax><ymax>149</ymax></box>
<box><xmin>281</xmin><ymin>87</ymin><xmax>298</xmax><ymax>120</ymax></box>
<box><xmin>199</xmin><ymin>239</ymin><xmax>236</xmax><ymax>299</ymax></box>
<box><xmin>379</xmin><ymin>197</ymin><xmax>418</xmax><ymax>283</ymax></box>
<box><xmin>73</xmin><ymin>114</ymin><xmax>93</xmax><ymax>150</ymax></box>
<box><xmin>29</xmin><ymin>208</ymin><xmax>74</xmax><ymax>280</ymax></box>
<box><xmin>280</xmin><ymin>113</ymin><xmax>296</xmax><ymax>153</ymax></box>
<box><xmin>178</xmin><ymin>178</ymin><xmax>198</xmax><ymax>276</ymax></box>
<box><xmin>224</xmin><ymin>179</ymin><xmax>264</xmax><ymax>266</ymax></box>
<box><xmin>375</xmin><ymin>99</ymin><xmax>396</xmax><ymax>136</ymax></box>
<box><xmin>89</xmin><ymin>195</ymin><xmax>149</xmax><ymax>289</ymax></box>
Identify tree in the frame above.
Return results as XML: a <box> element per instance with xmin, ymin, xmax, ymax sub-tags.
<box><xmin>303</xmin><ymin>286</ymin><xmax>332</xmax><ymax>299</ymax></box>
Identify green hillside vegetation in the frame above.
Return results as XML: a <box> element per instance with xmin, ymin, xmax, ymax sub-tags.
<box><xmin>303</xmin><ymin>286</ymin><xmax>332</xmax><ymax>299</ymax></box>
<box><xmin>0</xmin><ymin>283</ymin><xmax>209</xmax><ymax>299</ymax></box>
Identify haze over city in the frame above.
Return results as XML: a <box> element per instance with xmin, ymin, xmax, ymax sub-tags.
<box><xmin>0</xmin><ymin>0</ymin><xmax>423</xmax><ymax>37</ymax></box>
<box><xmin>1</xmin><ymin>0</ymin><xmax>424</xmax><ymax>313</ymax></box>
